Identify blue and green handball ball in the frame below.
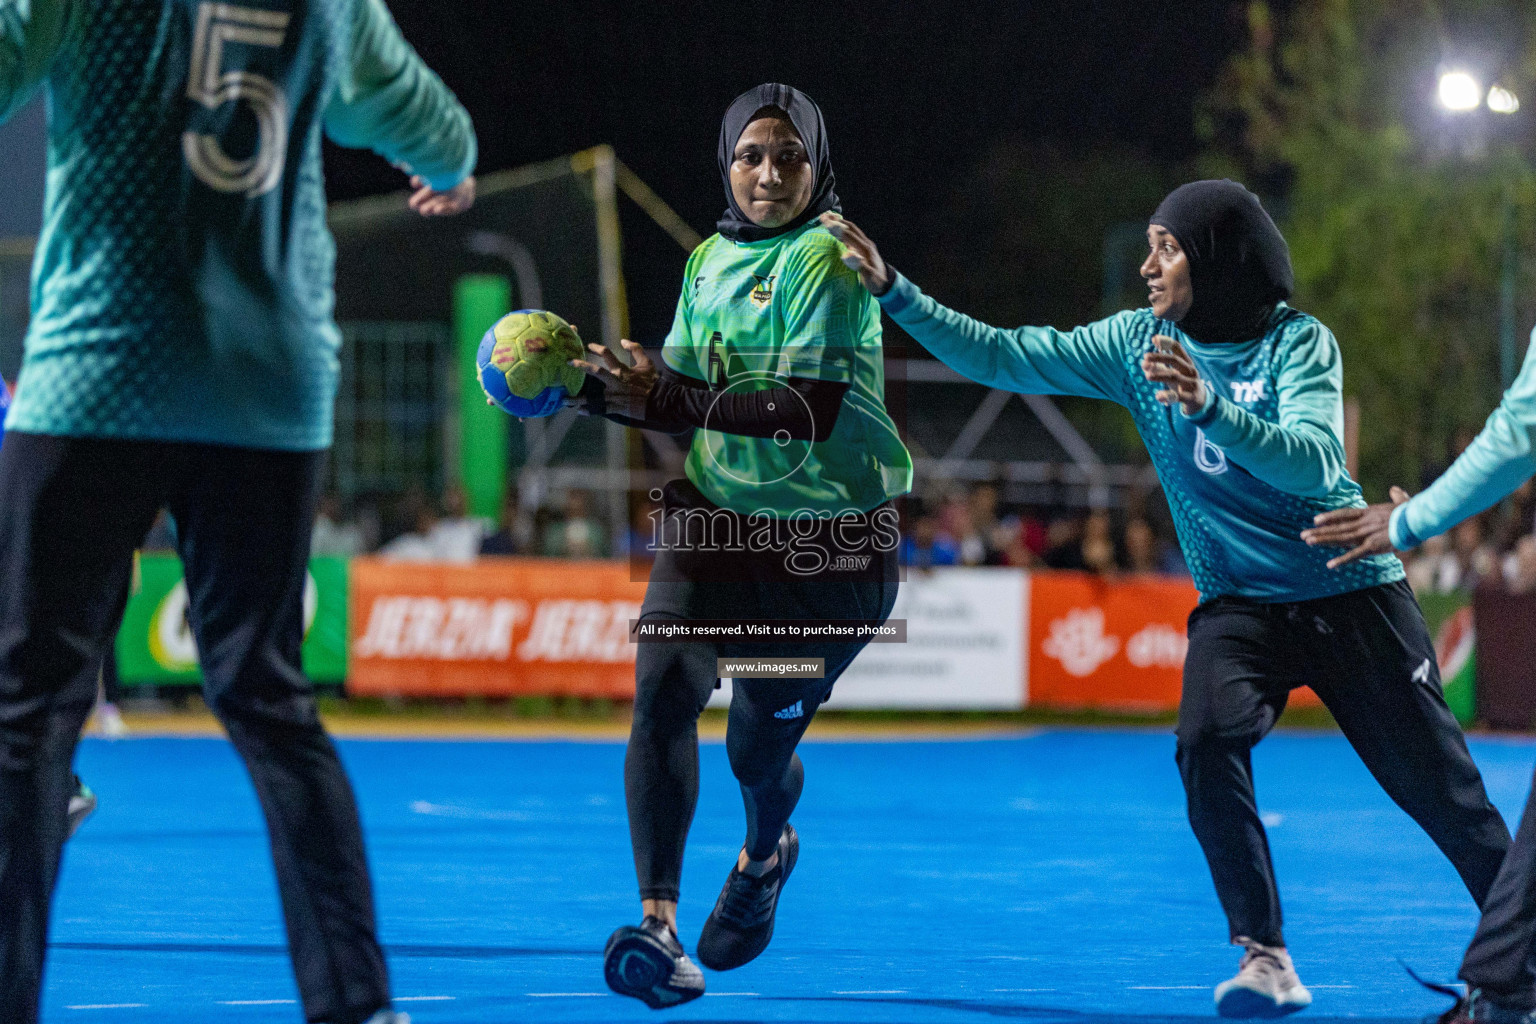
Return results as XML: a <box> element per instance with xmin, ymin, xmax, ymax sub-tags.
<box><xmin>477</xmin><ymin>309</ymin><xmax>588</xmax><ymax>418</ymax></box>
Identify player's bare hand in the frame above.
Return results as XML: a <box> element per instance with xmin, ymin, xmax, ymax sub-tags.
<box><xmin>409</xmin><ymin>175</ymin><xmax>476</xmax><ymax>216</ymax></box>
<box><xmin>570</xmin><ymin>340</ymin><xmax>656</xmax><ymax>420</ymax></box>
<box><xmin>1300</xmin><ymin>486</ymin><xmax>1412</xmax><ymax>568</ymax></box>
<box><xmin>1141</xmin><ymin>336</ymin><xmax>1208</xmax><ymax>415</ymax></box>
<box><xmin>819</xmin><ymin>211</ymin><xmax>892</xmax><ymax>295</ymax></box>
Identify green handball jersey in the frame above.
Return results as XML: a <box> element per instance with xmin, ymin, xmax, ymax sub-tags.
<box><xmin>879</xmin><ymin>272</ymin><xmax>1404</xmax><ymax>603</ymax></box>
<box><xmin>0</xmin><ymin>0</ymin><xmax>476</xmax><ymax>450</ymax></box>
<box><xmin>663</xmin><ymin>221</ymin><xmax>912</xmax><ymax>516</ymax></box>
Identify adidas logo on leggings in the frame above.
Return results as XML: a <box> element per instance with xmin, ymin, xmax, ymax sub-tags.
<box><xmin>774</xmin><ymin>701</ymin><xmax>804</xmax><ymax>720</ymax></box>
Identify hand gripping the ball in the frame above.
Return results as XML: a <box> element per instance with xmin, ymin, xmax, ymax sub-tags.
<box><xmin>570</xmin><ymin>340</ymin><xmax>657</xmax><ymax>421</ymax></box>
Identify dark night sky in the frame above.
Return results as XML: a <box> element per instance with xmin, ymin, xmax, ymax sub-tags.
<box><xmin>325</xmin><ymin>0</ymin><xmax>1259</xmax><ymax>341</ymax></box>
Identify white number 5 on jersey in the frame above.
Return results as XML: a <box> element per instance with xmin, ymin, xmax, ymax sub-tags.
<box><xmin>182</xmin><ymin>3</ymin><xmax>291</xmax><ymax>196</ymax></box>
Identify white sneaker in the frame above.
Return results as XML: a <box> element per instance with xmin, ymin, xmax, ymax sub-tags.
<box><xmin>93</xmin><ymin>702</ymin><xmax>129</xmax><ymax>738</ymax></box>
<box><xmin>1215</xmin><ymin>937</ymin><xmax>1313</xmax><ymax>1018</ymax></box>
<box><xmin>356</xmin><ymin>1012</ymin><xmax>409</xmax><ymax>1024</ymax></box>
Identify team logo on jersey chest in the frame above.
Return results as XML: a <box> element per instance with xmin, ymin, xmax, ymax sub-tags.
<box><xmin>749</xmin><ymin>275</ymin><xmax>776</xmax><ymax>310</ymax></box>
<box><xmin>1230</xmin><ymin>380</ymin><xmax>1267</xmax><ymax>403</ymax></box>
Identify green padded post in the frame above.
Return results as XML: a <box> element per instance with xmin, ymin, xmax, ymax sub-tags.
<box><xmin>455</xmin><ymin>274</ymin><xmax>512</xmax><ymax>520</ymax></box>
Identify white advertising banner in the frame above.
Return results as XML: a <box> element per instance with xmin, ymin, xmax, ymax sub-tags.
<box><xmin>709</xmin><ymin>567</ymin><xmax>1028</xmax><ymax>710</ymax></box>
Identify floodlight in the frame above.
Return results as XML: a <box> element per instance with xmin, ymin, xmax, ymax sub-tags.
<box><xmin>1488</xmin><ymin>85</ymin><xmax>1520</xmax><ymax>114</ymax></box>
<box><xmin>1438</xmin><ymin>71</ymin><xmax>1482</xmax><ymax>111</ymax></box>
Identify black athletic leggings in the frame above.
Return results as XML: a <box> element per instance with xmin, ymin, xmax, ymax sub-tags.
<box><xmin>625</xmin><ymin>539</ymin><xmax>899</xmax><ymax>903</ymax></box>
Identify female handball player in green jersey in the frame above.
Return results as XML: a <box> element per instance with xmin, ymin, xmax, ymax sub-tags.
<box><xmin>570</xmin><ymin>83</ymin><xmax>911</xmax><ymax>1009</ymax></box>
<box><xmin>822</xmin><ymin>185</ymin><xmax>1508</xmax><ymax>1019</ymax></box>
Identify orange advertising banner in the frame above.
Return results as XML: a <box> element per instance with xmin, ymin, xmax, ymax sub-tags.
<box><xmin>348</xmin><ymin>557</ymin><xmax>646</xmax><ymax>698</ymax></box>
<box><xmin>1027</xmin><ymin>572</ymin><xmax>1321</xmax><ymax>712</ymax></box>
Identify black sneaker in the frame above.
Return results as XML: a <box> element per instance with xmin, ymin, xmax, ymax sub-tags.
<box><xmin>1409</xmin><ymin>964</ymin><xmax>1536</xmax><ymax>1024</ymax></box>
<box><xmin>1423</xmin><ymin>989</ymin><xmax>1536</xmax><ymax>1024</ymax></box>
<box><xmin>603</xmin><ymin>915</ymin><xmax>704</xmax><ymax>1009</ymax></box>
<box><xmin>696</xmin><ymin>823</ymin><xmax>799</xmax><ymax>971</ymax></box>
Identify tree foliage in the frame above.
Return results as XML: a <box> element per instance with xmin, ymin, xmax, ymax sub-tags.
<box><xmin>1203</xmin><ymin>0</ymin><xmax>1536</xmax><ymax>495</ymax></box>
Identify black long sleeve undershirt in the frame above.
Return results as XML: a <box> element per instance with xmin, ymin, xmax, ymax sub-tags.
<box><xmin>581</xmin><ymin>365</ymin><xmax>850</xmax><ymax>443</ymax></box>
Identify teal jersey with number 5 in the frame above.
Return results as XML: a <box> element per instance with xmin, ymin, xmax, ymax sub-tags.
<box><xmin>0</xmin><ymin>0</ymin><xmax>475</xmax><ymax>450</ymax></box>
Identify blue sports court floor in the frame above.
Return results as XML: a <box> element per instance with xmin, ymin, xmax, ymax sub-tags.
<box><xmin>48</xmin><ymin>729</ymin><xmax>1536</xmax><ymax>1023</ymax></box>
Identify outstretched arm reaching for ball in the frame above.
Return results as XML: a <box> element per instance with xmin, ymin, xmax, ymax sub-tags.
<box><xmin>820</xmin><ymin>211</ymin><xmax>892</xmax><ymax>295</ymax></box>
<box><xmin>827</xmin><ymin>209</ymin><xmax>1348</xmax><ymax>499</ymax></box>
<box><xmin>820</xmin><ymin>211</ymin><xmax>1132</xmax><ymax>403</ymax></box>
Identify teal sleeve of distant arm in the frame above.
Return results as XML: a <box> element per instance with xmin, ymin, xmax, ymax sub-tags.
<box><xmin>1396</xmin><ymin>330</ymin><xmax>1536</xmax><ymax>548</ymax></box>
<box><xmin>877</xmin><ymin>271</ymin><xmax>1131</xmax><ymax>403</ymax></box>
<box><xmin>0</xmin><ymin>0</ymin><xmax>69</xmax><ymax>123</ymax></box>
<box><xmin>1191</xmin><ymin>321</ymin><xmax>1349</xmax><ymax>498</ymax></box>
<box><xmin>323</xmin><ymin>0</ymin><xmax>477</xmax><ymax>190</ymax></box>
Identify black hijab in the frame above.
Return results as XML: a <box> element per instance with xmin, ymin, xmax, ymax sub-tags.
<box><xmin>1148</xmin><ymin>179</ymin><xmax>1294</xmax><ymax>345</ymax></box>
<box><xmin>716</xmin><ymin>83</ymin><xmax>841</xmax><ymax>244</ymax></box>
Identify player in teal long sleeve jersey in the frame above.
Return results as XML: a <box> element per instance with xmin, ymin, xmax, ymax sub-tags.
<box><xmin>1304</xmin><ymin>331</ymin><xmax>1536</xmax><ymax>1023</ymax></box>
<box><xmin>825</xmin><ymin>181</ymin><xmax>1509</xmax><ymax>1019</ymax></box>
<box><xmin>0</xmin><ymin>3</ymin><xmax>475</xmax><ymax>1022</ymax></box>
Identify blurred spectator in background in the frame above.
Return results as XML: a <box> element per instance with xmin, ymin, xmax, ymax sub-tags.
<box><xmin>969</xmin><ymin>484</ymin><xmax>1002</xmax><ymax>563</ymax></box>
<box><xmin>1042</xmin><ymin>516</ymin><xmax>1086</xmax><ymax>570</ymax></box>
<box><xmin>429</xmin><ymin>484</ymin><xmax>489</xmax><ymax>562</ymax></box>
<box><xmin>1124</xmin><ymin>516</ymin><xmax>1160</xmax><ymax>575</ymax></box>
<box><xmin>941</xmin><ymin>493</ymin><xmax>988</xmax><ymax>565</ymax></box>
<box><xmin>1503</xmin><ymin>534</ymin><xmax>1536</xmax><ymax>595</ymax></box>
<box><xmin>479</xmin><ymin>491</ymin><xmax>524</xmax><ymax>556</ymax></box>
<box><xmin>1447</xmin><ymin>515</ymin><xmax>1498</xmax><ymax>592</ymax></box>
<box><xmin>542</xmin><ymin>489</ymin><xmax>607</xmax><ymax>558</ymax></box>
<box><xmin>1019</xmin><ymin>508</ymin><xmax>1049</xmax><ymax>559</ymax></box>
<box><xmin>1081</xmin><ymin>511</ymin><xmax>1117</xmax><ymax>575</ymax></box>
<box><xmin>989</xmin><ymin>510</ymin><xmax>1036</xmax><ymax>567</ymax></box>
<box><xmin>621</xmin><ymin>494</ymin><xmax>662</xmax><ymax>562</ymax></box>
<box><xmin>901</xmin><ymin>512</ymin><xmax>959</xmax><ymax>570</ymax></box>
<box><xmin>379</xmin><ymin>489</ymin><xmax>439</xmax><ymax>561</ymax></box>
<box><xmin>1405</xmin><ymin>533</ymin><xmax>1451</xmax><ymax>594</ymax></box>
<box><xmin>1494</xmin><ymin>480</ymin><xmax>1536</xmax><ymax>553</ymax></box>
<box><xmin>992</xmin><ymin>531</ymin><xmax>1033</xmax><ymax>567</ymax></box>
<box><xmin>311</xmin><ymin>492</ymin><xmax>365</xmax><ymax>558</ymax></box>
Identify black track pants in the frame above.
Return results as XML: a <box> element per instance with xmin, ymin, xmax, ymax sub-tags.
<box><xmin>0</xmin><ymin>433</ymin><xmax>390</xmax><ymax>1024</ymax></box>
<box><xmin>1460</xmin><ymin>761</ymin><xmax>1536</xmax><ymax>1009</ymax></box>
<box><xmin>1176</xmin><ymin>580</ymin><xmax>1509</xmax><ymax>947</ymax></box>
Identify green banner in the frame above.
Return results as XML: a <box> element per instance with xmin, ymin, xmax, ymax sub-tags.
<box><xmin>1419</xmin><ymin>589</ymin><xmax>1475</xmax><ymax>725</ymax></box>
<box><xmin>116</xmin><ymin>554</ymin><xmax>349</xmax><ymax>685</ymax></box>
